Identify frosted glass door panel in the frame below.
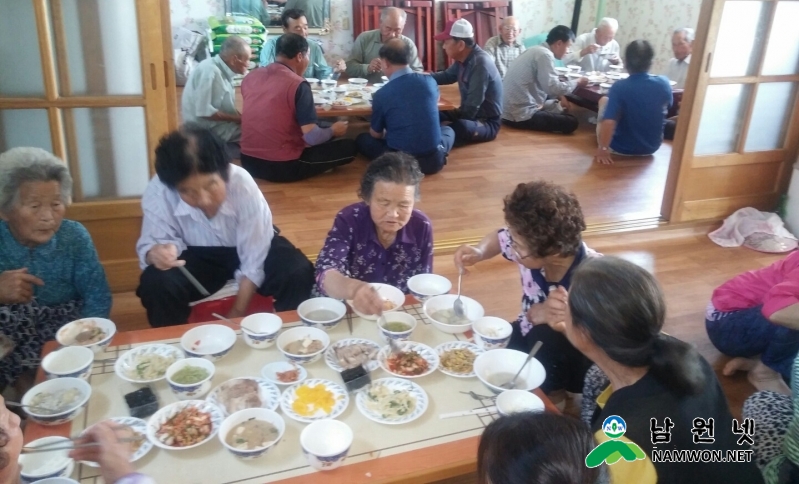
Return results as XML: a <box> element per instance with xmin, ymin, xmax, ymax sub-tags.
<box><xmin>55</xmin><ymin>0</ymin><xmax>143</xmax><ymax>96</ymax></box>
<box><xmin>0</xmin><ymin>2</ymin><xmax>46</xmax><ymax>96</ymax></box>
<box><xmin>761</xmin><ymin>2</ymin><xmax>799</xmax><ymax>76</ymax></box>
<box><xmin>69</xmin><ymin>107</ymin><xmax>149</xmax><ymax>199</ymax></box>
<box><xmin>0</xmin><ymin>110</ymin><xmax>53</xmax><ymax>153</ymax></box>
<box><xmin>744</xmin><ymin>82</ymin><xmax>797</xmax><ymax>152</ymax></box>
<box><xmin>695</xmin><ymin>84</ymin><xmax>752</xmax><ymax>155</ymax></box>
<box><xmin>710</xmin><ymin>1</ymin><xmax>769</xmax><ymax>78</ymax></box>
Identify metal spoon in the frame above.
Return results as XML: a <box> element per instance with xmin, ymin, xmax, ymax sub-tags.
<box><xmin>453</xmin><ymin>267</ymin><xmax>465</xmax><ymax>319</ymax></box>
<box><xmin>501</xmin><ymin>341</ymin><xmax>543</xmax><ymax>390</ymax></box>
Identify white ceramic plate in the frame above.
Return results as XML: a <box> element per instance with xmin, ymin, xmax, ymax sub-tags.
<box><xmin>279</xmin><ymin>378</ymin><xmax>349</xmax><ymax>423</ymax></box>
<box><xmin>115</xmin><ymin>344</ymin><xmax>184</xmax><ymax>384</ymax></box>
<box><xmin>356</xmin><ymin>378</ymin><xmax>428</xmax><ymax>425</ymax></box>
<box><xmin>206</xmin><ymin>377</ymin><xmax>280</xmax><ymax>417</ymax></box>
<box><xmin>435</xmin><ymin>341</ymin><xmax>484</xmax><ymax>378</ymax></box>
<box><xmin>377</xmin><ymin>341</ymin><xmax>439</xmax><ymax>379</ymax></box>
<box><xmin>324</xmin><ymin>338</ymin><xmax>381</xmax><ymax>373</ymax></box>
<box><xmin>261</xmin><ymin>361</ymin><xmax>307</xmax><ymax>386</ymax></box>
<box><xmin>147</xmin><ymin>400</ymin><xmax>223</xmax><ymax>451</ymax></box>
<box><xmin>83</xmin><ymin>417</ymin><xmax>152</xmax><ymax>467</ymax></box>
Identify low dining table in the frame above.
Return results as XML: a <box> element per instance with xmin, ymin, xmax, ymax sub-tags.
<box><xmin>24</xmin><ymin>295</ymin><xmax>557</xmax><ymax>484</ymax></box>
<box><xmin>567</xmin><ymin>84</ymin><xmax>684</xmax><ymax>119</ymax></box>
<box><xmin>313</xmin><ymin>80</ymin><xmax>459</xmax><ymax>118</ymax></box>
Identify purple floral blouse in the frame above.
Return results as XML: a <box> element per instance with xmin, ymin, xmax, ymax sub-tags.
<box><xmin>315</xmin><ymin>202</ymin><xmax>434</xmax><ymax>295</ymax></box>
<box><xmin>498</xmin><ymin>228</ymin><xmax>599</xmax><ymax>336</ymax></box>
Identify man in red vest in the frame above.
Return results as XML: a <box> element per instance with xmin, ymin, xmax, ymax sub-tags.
<box><xmin>240</xmin><ymin>34</ymin><xmax>357</xmax><ymax>183</ymax></box>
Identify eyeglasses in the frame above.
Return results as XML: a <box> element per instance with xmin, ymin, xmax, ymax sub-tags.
<box><xmin>509</xmin><ymin>236</ymin><xmax>534</xmax><ymax>260</ymax></box>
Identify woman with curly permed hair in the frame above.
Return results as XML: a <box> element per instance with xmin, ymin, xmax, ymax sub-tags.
<box><xmin>454</xmin><ymin>180</ymin><xmax>598</xmax><ymax>410</ymax></box>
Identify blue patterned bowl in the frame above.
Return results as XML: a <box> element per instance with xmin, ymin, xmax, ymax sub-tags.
<box><xmin>277</xmin><ymin>327</ymin><xmax>330</xmax><ymax>365</ymax></box>
<box><xmin>22</xmin><ymin>378</ymin><xmax>91</xmax><ymax>426</ymax></box>
<box><xmin>472</xmin><ymin>317</ymin><xmax>513</xmax><ymax>350</ymax></box>
<box><xmin>407</xmin><ymin>274</ymin><xmax>452</xmax><ymax>303</ymax></box>
<box><xmin>240</xmin><ymin>313</ymin><xmax>282</xmax><ymax>349</ymax></box>
<box><xmin>42</xmin><ymin>346</ymin><xmax>94</xmax><ymax>381</ymax></box>
<box><xmin>298</xmin><ymin>298</ymin><xmax>346</xmax><ymax>331</ymax></box>
<box><xmin>166</xmin><ymin>358</ymin><xmax>215</xmax><ymax>400</ymax></box>
<box><xmin>18</xmin><ymin>437</ymin><xmax>74</xmax><ymax>483</ymax></box>
<box><xmin>56</xmin><ymin>318</ymin><xmax>116</xmax><ymax>354</ymax></box>
<box><xmin>300</xmin><ymin>419</ymin><xmax>353</xmax><ymax>471</ymax></box>
<box><xmin>181</xmin><ymin>324</ymin><xmax>237</xmax><ymax>361</ymax></box>
<box><xmin>219</xmin><ymin>408</ymin><xmax>285</xmax><ymax>459</ymax></box>
<box><xmin>378</xmin><ymin>311</ymin><xmax>417</xmax><ymax>342</ymax></box>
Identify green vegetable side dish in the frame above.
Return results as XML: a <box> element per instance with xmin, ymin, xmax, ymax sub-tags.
<box><xmin>382</xmin><ymin>322</ymin><xmax>411</xmax><ymax>332</ymax></box>
<box><xmin>171</xmin><ymin>365</ymin><xmax>210</xmax><ymax>385</ymax></box>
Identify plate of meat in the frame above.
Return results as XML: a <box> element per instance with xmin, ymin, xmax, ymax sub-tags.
<box><xmin>206</xmin><ymin>377</ymin><xmax>280</xmax><ymax>417</ymax></box>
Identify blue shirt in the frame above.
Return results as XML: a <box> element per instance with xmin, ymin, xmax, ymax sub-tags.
<box><xmin>604</xmin><ymin>73</ymin><xmax>673</xmax><ymax>155</ymax></box>
<box><xmin>371</xmin><ymin>67</ymin><xmax>442</xmax><ymax>155</ymax></box>
<box><xmin>431</xmin><ymin>45</ymin><xmax>503</xmax><ymax>120</ymax></box>
<box><xmin>0</xmin><ymin>220</ymin><xmax>111</xmax><ymax>317</ymax></box>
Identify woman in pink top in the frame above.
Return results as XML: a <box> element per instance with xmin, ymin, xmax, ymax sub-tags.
<box><xmin>706</xmin><ymin>251</ymin><xmax>799</xmax><ymax>394</ymax></box>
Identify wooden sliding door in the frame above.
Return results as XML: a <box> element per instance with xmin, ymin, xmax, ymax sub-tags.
<box><xmin>663</xmin><ymin>0</ymin><xmax>799</xmax><ymax>222</ymax></box>
<box><xmin>0</xmin><ymin>0</ymin><xmax>177</xmax><ymax>291</ymax></box>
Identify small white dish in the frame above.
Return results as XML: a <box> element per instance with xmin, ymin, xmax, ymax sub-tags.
<box><xmin>147</xmin><ymin>400</ymin><xmax>224</xmax><ymax>451</ymax></box>
<box><xmin>280</xmin><ymin>378</ymin><xmax>349</xmax><ymax>423</ymax></box>
<box><xmin>407</xmin><ymin>274</ymin><xmax>452</xmax><ymax>302</ymax></box>
<box><xmin>306</xmin><ymin>77</ymin><xmax>319</xmax><ymax>85</ymax></box>
<box><xmin>42</xmin><ymin>346</ymin><xmax>94</xmax><ymax>381</ymax></box>
<box><xmin>219</xmin><ymin>408</ymin><xmax>285</xmax><ymax>459</ymax></box>
<box><xmin>166</xmin><ymin>358</ymin><xmax>215</xmax><ymax>400</ymax></box>
<box><xmin>19</xmin><ymin>437</ymin><xmax>73</xmax><ymax>483</ymax></box>
<box><xmin>261</xmin><ymin>361</ymin><xmax>307</xmax><ymax>386</ymax></box>
<box><xmin>347</xmin><ymin>283</ymin><xmax>404</xmax><ymax>320</ymax></box>
<box><xmin>377</xmin><ymin>311</ymin><xmax>416</xmax><ymax>342</ymax></box>
<box><xmin>355</xmin><ymin>377</ymin><xmax>428</xmax><ymax>425</ymax></box>
<box><xmin>206</xmin><ymin>377</ymin><xmax>280</xmax><ymax>416</ymax></box>
<box><xmin>277</xmin><ymin>327</ymin><xmax>330</xmax><ymax>365</ymax></box>
<box><xmin>56</xmin><ymin>318</ymin><xmax>116</xmax><ymax>353</ymax></box>
<box><xmin>298</xmin><ymin>297</ymin><xmax>346</xmax><ymax>331</ymax></box>
<box><xmin>496</xmin><ymin>389</ymin><xmax>545</xmax><ymax>416</ymax></box>
<box><xmin>324</xmin><ymin>338</ymin><xmax>381</xmax><ymax>373</ymax></box>
<box><xmin>115</xmin><ymin>344</ymin><xmax>184</xmax><ymax>384</ymax></box>
<box><xmin>27</xmin><ymin>478</ymin><xmax>78</xmax><ymax>484</ymax></box>
<box><xmin>240</xmin><ymin>313</ymin><xmax>282</xmax><ymax>349</ymax></box>
<box><xmin>423</xmin><ymin>294</ymin><xmax>485</xmax><ymax>334</ymax></box>
<box><xmin>377</xmin><ymin>341</ymin><xmax>439</xmax><ymax>379</ymax></box>
<box><xmin>300</xmin><ymin>419</ymin><xmax>353</xmax><ymax>471</ymax></box>
<box><xmin>473</xmin><ymin>349</ymin><xmax>546</xmax><ymax>394</ymax></box>
<box><xmin>348</xmin><ymin>77</ymin><xmax>368</xmax><ymax>90</ymax></box>
<box><xmin>181</xmin><ymin>324</ymin><xmax>237</xmax><ymax>361</ymax></box>
<box><xmin>472</xmin><ymin>317</ymin><xmax>513</xmax><ymax>350</ymax></box>
<box><xmin>435</xmin><ymin>341</ymin><xmax>484</xmax><ymax>378</ymax></box>
<box><xmin>333</xmin><ymin>86</ymin><xmax>347</xmax><ymax>93</ymax></box>
<box><xmin>567</xmin><ymin>72</ymin><xmax>583</xmax><ymax>78</ymax></box>
<box><xmin>22</xmin><ymin>378</ymin><xmax>91</xmax><ymax>426</ymax></box>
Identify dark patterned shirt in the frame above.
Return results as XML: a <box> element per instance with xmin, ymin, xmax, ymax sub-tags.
<box><xmin>315</xmin><ymin>202</ymin><xmax>433</xmax><ymax>294</ymax></box>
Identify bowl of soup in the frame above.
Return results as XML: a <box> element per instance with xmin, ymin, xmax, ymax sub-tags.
<box><xmin>474</xmin><ymin>349</ymin><xmax>546</xmax><ymax>394</ymax></box>
<box><xmin>22</xmin><ymin>378</ymin><xmax>91</xmax><ymax>426</ymax></box>
<box><xmin>277</xmin><ymin>327</ymin><xmax>330</xmax><ymax>365</ymax></box>
<box><xmin>166</xmin><ymin>358</ymin><xmax>215</xmax><ymax>400</ymax></box>
<box><xmin>423</xmin><ymin>294</ymin><xmax>485</xmax><ymax>334</ymax></box>
<box><xmin>219</xmin><ymin>408</ymin><xmax>285</xmax><ymax>459</ymax></box>
<box><xmin>298</xmin><ymin>298</ymin><xmax>346</xmax><ymax>331</ymax></box>
<box><xmin>378</xmin><ymin>311</ymin><xmax>417</xmax><ymax>342</ymax></box>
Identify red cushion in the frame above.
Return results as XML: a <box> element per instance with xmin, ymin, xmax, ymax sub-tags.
<box><xmin>188</xmin><ymin>293</ymin><xmax>275</xmax><ymax>324</ymax></box>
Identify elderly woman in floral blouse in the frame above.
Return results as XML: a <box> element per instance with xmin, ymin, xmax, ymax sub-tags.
<box><xmin>0</xmin><ymin>148</ymin><xmax>110</xmax><ymax>396</ymax></box>
<box><xmin>315</xmin><ymin>152</ymin><xmax>433</xmax><ymax>316</ymax></box>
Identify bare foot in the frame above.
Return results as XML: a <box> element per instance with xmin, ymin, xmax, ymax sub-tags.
<box><xmin>748</xmin><ymin>361</ymin><xmax>791</xmax><ymax>395</ymax></box>
<box><xmin>723</xmin><ymin>357</ymin><xmax>758</xmax><ymax>376</ymax></box>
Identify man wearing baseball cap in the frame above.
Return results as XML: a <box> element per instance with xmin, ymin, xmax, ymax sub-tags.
<box><xmin>431</xmin><ymin>18</ymin><xmax>503</xmax><ymax>146</ymax></box>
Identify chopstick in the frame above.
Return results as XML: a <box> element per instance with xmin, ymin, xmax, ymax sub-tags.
<box><xmin>22</xmin><ymin>436</ymin><xmax>143</xmax><ymax>454</ymax></box>
<box><xmin>439</xmin><ymin>406</ymin><xmax>497</xmax><ymax>419</ymax></box>
<box><xmin>178</xmin><ymin>266</ymin><xmax>210</xmax><ymax>297</ymax></box>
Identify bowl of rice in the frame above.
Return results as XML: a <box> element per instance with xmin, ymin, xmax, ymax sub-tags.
<box><xmin>115</xmin><ymin>344</ymin><xmax>185</xmax><ymax>384</ymax></box>
<box><xmin>21</xmin><ymin>378</ymin><xmax>91</xmax><ymax>426</ymax></box>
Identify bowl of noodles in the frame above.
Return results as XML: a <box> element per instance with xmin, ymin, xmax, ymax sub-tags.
<box><xmin>115</xmin><ymin>344</ymin><xmax>185</xmax><ymax>384</ymax></box>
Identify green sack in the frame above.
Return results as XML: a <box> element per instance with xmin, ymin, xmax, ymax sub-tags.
<box><xmin>211</xmin><ymin>32</ymin><xmax>268</xmax><ymax>47</ymax></box>
<box><xmin>208</xmin><ymin>15</ymin><xmax>266</xmax><ymax>35</ymax></box>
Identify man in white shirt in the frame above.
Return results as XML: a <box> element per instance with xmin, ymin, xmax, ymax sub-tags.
<box><xmin>483</xmin><ymin>16</ymin><xmax>525</xmax><ymax>78</ymax></box>
<box><xmin>135</xmin><ymin>125</ymin><xmax>314</xmax><ymax>327</ymax></box>
<box><xmin>181</xmin><ymin>36</ymin><xmax>250</xmax><ymax>143</ymax></box>
<box><xmin>666</xmin><ymin>27</ymin><xmax>693</xmax><ymax>90</ymax></box>
<box><xmin>564</xmin><ymin>17</ymin><xmax>622</xmax><ymax>73</ymax></box>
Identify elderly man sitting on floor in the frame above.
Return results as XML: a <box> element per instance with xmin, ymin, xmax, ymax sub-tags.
<box><xmin>260</xmin><ymin>8</ymin><xmax>345</xmax><ymax>79</ymax></box>
<box><xmin>483</xmin><ymin>16</ymin><xmax>525</xmax><ymax>78</ymax></box>
<box><xmin>181</xmin><ymin>36</ymin><xmax>250</xmax><ymax>144</ymax></box>
<box><xmin>564</xmin><ymin>17</ymin><xmax>622</xmax><ymax>73</ymax></box>
<box><xmin>663</xmin><ymin>27</ymin><xmax>694</xmax><ymax>141</ymax></box>
<box><xmin>346</xmin><ymin>7</ymin><xmax>423</xmax><ymax>83</ymax></box>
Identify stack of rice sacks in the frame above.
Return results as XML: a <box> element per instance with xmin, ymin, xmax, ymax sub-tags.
<box><xmin>208</xmin><ymin>15</ymin><xmax>267</xmax><ymax>74</ymax></box>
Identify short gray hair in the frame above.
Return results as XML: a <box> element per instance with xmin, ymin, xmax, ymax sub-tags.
<box><xmin>0</xmin><ymin>147</ymin><xmax>73</xmax><ymax>213</ymax></box>
<box><xmin>674</xmin><ymin>27</ymin><xmax>695</xmax><ymax>43</ymax></box>
<box><xmin>219</xmin><ymin>35</ymin><xmax>250</xmax><ymax>59</ymax></box>
<box><xmin>358</xmin><ymin>152</ymin><xmax>423</xmax><ymax>202</ymax></box>
<box><xmin>598</xmin><ymin>17</ymin><xmax>619</xmax><ymax>32</ymax></box>
<box><xmin>380</xmin><ymin>7</ymin><xmax>407</xmax><ymax>24</ymax></box>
